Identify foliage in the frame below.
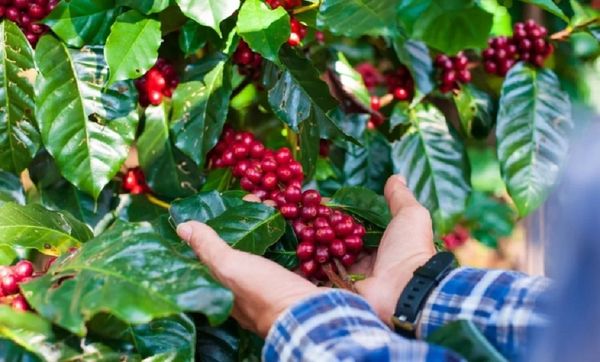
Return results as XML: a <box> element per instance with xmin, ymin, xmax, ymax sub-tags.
<box><xmin>0</xmin><ymin>0</ymin><xmax>596</xmax><ymax>359</ymax></box>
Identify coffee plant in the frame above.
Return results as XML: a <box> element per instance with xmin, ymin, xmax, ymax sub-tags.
<box><xmin>0</xmin><ymin>0</ymin><xmax>597</xmax><ymax>359</ymax></box>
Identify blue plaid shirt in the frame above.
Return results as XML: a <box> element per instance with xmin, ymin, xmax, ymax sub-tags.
<box><xmin>263</xmin><ymin>267</ymin><xmax>551</xmax><ymax>361</ymax></box>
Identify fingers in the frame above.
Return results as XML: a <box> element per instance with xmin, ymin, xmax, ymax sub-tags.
<box><xmin>176</xmin><ymin>221</ymin><xmax>230</xmax><ymax>271</ymax></box>
<box><xmin>384</xmin><ymin>174</ymin><xmax>422</xmax><ymax>217</ymax></box>
<box><xmin>242</xmin><ymin>194</ymin><xmax>261</xmax><ymax>203</ymax></box>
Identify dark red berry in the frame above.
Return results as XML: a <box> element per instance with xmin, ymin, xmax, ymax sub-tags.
<box><xmin>340</xmin><ymin>253</ymin><xmax>357</xmax><ymax>267</ymax></box>
<box><xmin>13</xmin><ymin>261</ymin><xmax>34</xmax><ymax>280</ymax></box>
<box><xmin>262</xmin><ymin>172</ymin><xmax>278</xmax><ymax>190</ymax></box>
<box><xmin>11</xmin><ymin>295</ymin><xmax>29</xmax><ymax>311</ymax></box>
<box><xmin>280</xmin><ymin>204</ymin><xmax>299</xmax><ymax>219</ymax></box>
<box><xmin>300</xmin><ymin>205</ymin><xmax>318</xmax><ymax>220</ymax></box>
<box><xmin>284</xmin><ymin>186</ymin><xmax>302</xmax><ymax>204</ymax></box>
<box><xmin>288</xmin><ymin>32</ymin><xmax>301</xmax><ymax>46</ymax></box>
<box><xmin>1</xmin><ymin>274</ymin><xmax>18</xmax><ymax>295</ymax></box>
<box><xmin>297</xmin><ymin>242</ymin><xmax>315</xmax><ymax>261</ymax></box>
<box><xmin>302</xmin><ymin>190</ymin><xmax>321</xmax><ymax>207</ymax></box>
<box><xmin>344</xmin><ymin>235</ymin><xmax>363</xmax><ymax>252</ymax></box>
<box><xmin>275</xmin><ymin>148</ymin><xmax>292</xmax><ymax>164</ymax></box>
<box><xmin>352</xmin><ymin>224</ymin><xmax>366</xmax><ymax>237</ymax></box>
<box><xmin>261</xmin><ymin>157</ymin><xmax>278</xmax><ymax>172</ymax></box>
<box><xmin>245</xmin><ymin>166</ymin><xmax>262</xmax><ymax>184</ymax></box>
<box><xmin>317</xmin><ymin>205</ymin><xmax>332</xmax><ymax>217</ymax></box>
<box><xmin>300</xmin><ymin>259</ymin><xmax>317</xmax><ymax>277</ymax></box>
<box><xmin>250</xmin><ymin>142</ymin><xmax>265</xmax><ymax>158</ymax></box>
<box><xmin>329</xmin><ymin>239</ymin><xmax>346</xmax><ymax>257</ymax></box>
<box><xmin>334</xmin><ymin>218</ymin><xmax>354</xmax><ymax>237</ymax></box>
<box><xmin>314</xmin><ymin>217</ymin><xmax>330</xmax><ymax>229</ymax></box>
<box><xmin>315</xmin><ymin>227</ymin><xmax>335</xmax><ymax>243</ymax></box>
<box><xmin>314</xmin><ymin>246</ymin><xmax>330</xmax><ymax>263</ymax></box>
<box><xmin>239</xmin><ymin>177</ymin><xmax>255</xmax><ymax>191</ymax></box>
<box><xmin>299</xmin><ymin>226</ymin><xmax>316</xmax><ymax>243</ymax></box>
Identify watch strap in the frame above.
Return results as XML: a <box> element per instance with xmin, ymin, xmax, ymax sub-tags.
<box><xmin>392</xmin><ymin>252</ymin><xmax>455</xmax><ymax>338</ymax></box>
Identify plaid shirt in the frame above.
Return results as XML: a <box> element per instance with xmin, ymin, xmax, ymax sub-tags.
<box><xmin>263</xmin><ymin>267</ymin><xmax>551</xmax><ymax>361</ymax></box>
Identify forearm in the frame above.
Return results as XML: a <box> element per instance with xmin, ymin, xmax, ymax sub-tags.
<box><xmin>418</xmin><ymin>267</ymin><xmax>551</xmax><ymax>360</ymax></box>
<box><xmin>263</xmin><ymin>290</ymin><xmax>462</xmax><ymax>362</ymax></box>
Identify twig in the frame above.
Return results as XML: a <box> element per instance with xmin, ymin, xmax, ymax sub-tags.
<box><xmin>322</xmin><ymin>264</ymin><xmax>357</xmax><ymax>292</ymax></box>
<box><xmin>146</xmin><ymin>194</ymin><xmax>170</xmax><ymax>209</ymax></box>
<box><xmin>379</xmin><ymin>93</ymin><xmax>395</xmax><ymax>108</ymax></box>
<box><xmin>550</xmin><ymin>17</ymin><xmax>600</xmax><ymax>41</ymax></box>
<box><xmin>292</xmin><ymin>1</ymin><xmax>321</xmax><ymax>15</ymax></box>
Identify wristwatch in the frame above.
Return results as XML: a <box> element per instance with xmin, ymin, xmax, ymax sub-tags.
<box><xmin>392</xmin><ymin>252</ymin><xmax>455</xmax><ymax>338</ymax></box>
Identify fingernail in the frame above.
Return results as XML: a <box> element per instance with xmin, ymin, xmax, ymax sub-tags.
<box><xmin>176</xmin><ymin>223</ymin><xmax>192</xmax><ymax>241</ymax></box>
<box><xmin>395</xmin><ymin>174</ymin><xmax>407</xmax><ymax>186</ymax></box>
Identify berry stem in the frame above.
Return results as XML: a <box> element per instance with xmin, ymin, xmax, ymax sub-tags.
<box><xmin>379</xmin><ymin>93</ymin><xmax>395</xmax><ymax>108</ymax></box>
<box><xmin>550</xmin><ymin>17</ymin><xmax>600</xmax><ymax>41</ymax></box>
<box><xmin>321</xmin><ymin>264</ymin><xmax>356</xmax><ymax>292</ymax></box>
<box><xmin>291</xmin><ymin>1</ymin><xmax>321</xmax><ymax>15</ymax></box>
<box><xmin>146</xmin><ymin>194</ymin><xmax>170</xmax><ymax>209</ymax></box>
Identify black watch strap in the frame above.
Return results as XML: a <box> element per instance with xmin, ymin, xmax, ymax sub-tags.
<box><xmin>392</xmin><ymin>252</ymin><xmax>455</xmax><ymax>338</ymax></box>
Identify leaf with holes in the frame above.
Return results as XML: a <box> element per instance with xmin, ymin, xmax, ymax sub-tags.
<box><xmin>496</xmin><ymin>63</ymin><xmax>572</xmax><ymax>216</ymax></box>
<box><xmin>0</xmin><ymin>202</ymin><xmax>91</xmax><ymax>255</ymax></box>
<box><xmin>237</xmin><ymin>0</ymin><xmax>290</xmax><ymax>62</ymax></box>
<box><xmin>392</xmin><ymin>104</ymin><xmax>471</xmax><ymax>233</ymax></box>
<box><xmin>35</xmin><ymin>36</ymin><xmax>138</xmax><ymax>199</ymax></box>
<box><xmin>0</xmin><ymin>21</ymin><xmax>39</xmax><ymax>174</ymax></box>
<box><xmin>171</xmin><ymin>56</ymin><xmax>232</xmax><ymax>168</ymax></box>
<box><xmin>21</xmin><ymin>222</ymin><xmax>233</xmax><ymax>336</ymax></box>
<box><xmin>105</xmin><ymin>10</ymin><xmax>162</xmax><ymax>84</ymax></box>
<box><xmin>175</xmin><ymin>0</ymin><xmax>239</xmax><ymax>37</ymax></box>
<box><xmin>317</xmin><ymin>0</ymin><xmax>399</xmax><ymax>37</ymax></box>
<box><xmin>43</xmin><ymin>0</ymin><xmax>120</xmax><ymax>47</ymax></box>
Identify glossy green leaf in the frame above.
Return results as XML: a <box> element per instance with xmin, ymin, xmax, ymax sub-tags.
<box><xmin>206</xmin><ymin>202</ymin><xmax>286</xmax><ymax>255</ymax></box>
<box><xmin>35</xmin><ymin>36</ymin><xmax>138</xmax><ymax>199</ymax></box>
<box><xmin>265</xmin><ymin>224</ymin><xmax>299</xmax><ymax>270</ymax></box>
<box><xmin>201</xmin><ymin>168</ymin><xmax>233</xmax><ymax>192</ymax></box>
<box><xmin>341</xmin><ymin>131</ymin><xmax>392</xmax><ymax>194</ymax></box>
<box><xmin>22</xmin><ymin>222</ymin><xmax>233</xmax><ymax>336</ymax></box>
<box><xmin>170</xmin><ymin>190</ymin><xmax>230</xmax><ymax>225</ymax></box>
<box><xmin>131</xmin><ymin>314</ymin><xmax>196</xmax><ymax>361</ymax></box>
<box><xmin>0</xmin><ymin>21</ymin><xmax>39</xmax><ymax>174</ymax></box>
<box><xmin>195</xmin><ymin>318</ymin><xmax>239</xmax><ymax>362</ymax></box>
<box><xmin>175</xmin><ymin>0</ymin><xmax>239</xmax><ymax>37</ymax></box>
<box><xmin>393</xmin><ymin>37</ymin><xmax>434</xmax><ymax>96</ymax></box>
<box><xmin>398</xmin><ymin>0</ymin><xmax>493</xmax><ymax>54</ymax></box>
<box><xmin>268</xmin><ymin>71</ymin><xmax>312</xmax><ymax>131</ymax></box>
<box><xmin>0</xmin><ymin>339</ymin><xmax>40</xmax><ymax>362</ymax></box>
<box><xmin>326</xmin><ymin>186</ymin><xmax>391</xmax><ymax>228</ymax></box>
<box><xmin>331</xmin><ymin>52</ymin><xmax>370</xmax><ymax>107</ymax></box>
<box><xmin>390</xmin><ymin>102</ymin><xmax>410</xmax><ymax>131</ymax></box>
<box><xmin>117</xmin><ymin>0</ymin><xmax>169</xmax><ymax>14</ymax></box>
<box><xmin>427</xmin><ymin>320</ymin><xmax>507</xmax><ymax>362</ymax></box>
<box><xmin>179</xmin><ymin>21</ymin><xmax>210</xmax><ymax>56</ymax></box>
<box><xmin>299</xmin><ymin>112</ymin><xmax>319</xmax><ymax>180</ymax></box>
<box><xmin>0</xmin><ymin>306</ymin><xmax>81</xmax><ymax>361</ymax></box>
<box><xmin>0</xmin><ymin>170</ymin><xmax>25</xmax><ymax>206</ymax></box>
<box><xmin>496</xmin><ymin>63</ymin><xmax>572</xmax><ymax>216</ymax></box>
<box><xmin>42</xmin><ymin>0</ymin><xmax>120</xmax><ymax>47</ymax></box>
<box><xmin>392</xmin><ymin>105</ymin><xmax>471</xmax><ymax>234</ymax></box>
<box><xmin>454</xmin><ymin>84</ymin><xmax>495</xmax><ymax>139</ymax></box>
<box><xmin>138</xmin><ymin>104</ymin><xmax>203</xmax><ymax>199</ymax></box>
<box><xmin>516</xmin><ymin>0</ymin><xmax>568</xmax><ymax>21</ymax></box>
<box><xmin>237</xmin><ymin>0</ymin><xmax>290</xmax><ymax>62</ymax></box>
<box><xmin>171</xmin><ymin>56</ymin><xmax>232</xmax><ymax>168</ymax></box>
<box><xmin>0</xmin><ymin>245</ymin><xmax>16</xmax><ymax>265</ymax></box>
<box><xmin>0</xmin><ymin>203</ymin><xmax>92</xmax><ymax>255</ymax></box>
<box><xmin>105</xmin><ymin>10</ymin><xmax>162</xmax><ymax>84</ymax></box>
<box><xmin>117</xmin><ymin>194</ymin><xmax>167</xmax><ymax>223</ymax></box>
<box><xmin>465</xmin><ymin>191</ymin><xmax>515</xmax><ymax>249</ymax></box>
<box><xmin>317</xmin><ymin>0</ymin><xmax>398</xmax><ymax>37</ymax></box>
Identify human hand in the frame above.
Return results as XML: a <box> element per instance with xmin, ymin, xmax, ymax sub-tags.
<box><xmin>176</xmin><ymin>220</ymin><xmax>323</xmax><ymax>338</ymax></box>
<box><xmin>352</xmin><ymin>175</ymin><xmax>436</xmax><ymax>325</ymax></box>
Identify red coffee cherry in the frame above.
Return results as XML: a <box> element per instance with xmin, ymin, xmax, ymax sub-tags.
<box><xmin>296</xmin><ymin>242</ymin><xmax>315</xmax><ymax>261</ymax></box>
<box><xmin>435</xmin><ymin>52</ymin><xmax>471</xmax><ymax>93</ymax></box>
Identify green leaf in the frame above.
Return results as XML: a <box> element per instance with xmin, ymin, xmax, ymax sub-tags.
<box><xmin>0</xmin><ymin>170</ymin><xmax>25</xmax><ymax>206</ymax></box>
<box><xmin>42</xmin><ymin>0</ymin><xmax>120</xmax><ymax>47</ymax></box>
<box><xmin>398</xmin><ymin>0</ymin><xmax>493</xmax><ymax>54</ymax></box>
<box><xmin>170</xmin><ymin>191</ymin><xmax>230</xmax><ymax>225</ymax></box>
<box><xmin>138</xmin><ymin>104</ymin><xmax>203</xmax><ymax>199</ymax></box>
<box><xmin>496</xmin><ymin>63</ymin><xmax>572</xmax><ymax>216</ymax></box>
<box><xmin>175</xmin><ymin>0</ymin><xmax>239</xmax><ymax>37</ymax></box>
<box><xmin>268</xmin><ymin>71</ymin><xmax>312</xmax><ymax>131</ymax></box>
<box><xmin>390</xmin><ymin>102</ymin><xmax>410</xmax><ymax>131</ymax></box>
<box><xmin>426</xmin><ymin>320</ymin><xmax>508</xmax><ymax>362</ymax></box>
<box><xmin>22</xmin><ymin>222</ymin><xmax>233</xmax><ymax>336</ymax></box>
<box><xmin>179</xmin><ymin>20</ymin><xmax>210</xmax><ymax>56</ymax></box>
<box><xmin>331</xmin><ymin>52</ymin><xmax>370</xmax><ymax>107</ymax></box>
<box><xmin>465</xmin><ymin>191</ymin><xmax>515</xmax><ymax>249</ymax></box>
<box><xmin>317</xmin><ymin>0</ymin><xmax>399</xmax><ymax>37</ymax></box>
<box><xmin>0</xmin><ymin>203</ymin><xmax>92</xmax><ymax>255</ymax></box>
<box><xmin>105</xmin><ymin>10</ymin><xmax>162</xmax><ymax>84</ymax></box>
<box><xmin>201</xmin><ymin>168</ymin><xmax>233</xmax><ymax>192</ymax></box>
<box><xmin>454</xmin><ymin>84</ymin><xmax>495</xmax><ymax>139</ymax></box>
<box><xmin>0</xmin><ymin>339</ymin><xmax>40</xmax><ymax>362</ymax></box>
<box><xmin>341</xmin><ymin>131</ymin><xmax>392</xmax><ymax>194</ymax></box>
<box><xmin>0</xmin><ymin>21</ymin><xmax>39</xmax><ymax>174</ymax></box>
<box><xmin>265</xmin><ymin>224</ymin><xmax>299</xmax><ymax>270</ymax></box>
<box><xmin>131</xmin><ymin>314</ymin><xmax>196</xmax><ymax>361</ymax></box>
<box><xmin>117</xmin><ymin>0</ymin><xmax>170</xmax><ymax>14</ymax></box>
<box><xmin>326</xmin><ymin>186</ymin><xmax>391</xmax><ymax>228</ymax></box>
<box><xmin>35</xmin><ymin>36</ymin><xmax>138</xmax><ymax>199</ymax></box>
<box><xmin>237</xmin><ymin>0</ymin><xmax>290</xmax><ymax>63</ymax></box>
<box><xmin>195</xmin><ymin>318</ymin><xmax>239</xmax><ymax>362</ymax></box>
<box><xmin>393</xmin><ymin>38</ymin><xmax>434</xmax><ymax>96</ymax></box>
<box><xmin>391</xmin><ymin>105</ymin><xmax>471</xmax><ymax>234</ymax></box>
<box><xmin>516</xmin><ymin>0</ymin><xmax>569</xmax><ymax>21</ymax></box>
<box><xmin>206</xmin><ymin>202</ymin><xmax>286</xmax><ymax>255</ymax></box>
<box><xmin>171</xmin><ymin>56</ymin><xmax>232</xmax><ymax>168</ymax></box>
<box><xmin>299</xmin><ymin>113</ymin><xmax>320</xmax><ymax>180</ymax></box>
<box><xmin>117</xmin><ymin>194</ymin><xmax>167</xmax><ymax>223</ymax></box>
<box><xmin>0</xmin><ymin>245</ymin><xmax>17</xmax><ymax>265</ymax></box>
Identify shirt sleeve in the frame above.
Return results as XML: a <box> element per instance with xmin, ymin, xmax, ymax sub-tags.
<box><xmin>418</xmin><ymin>267</ymin><xmax>551</xmax><ymax>361</ymax></box>
<box><xmin>263</xmin><ymin>290</ymin><xmax>463</xmax><ymax>362</ymax></box>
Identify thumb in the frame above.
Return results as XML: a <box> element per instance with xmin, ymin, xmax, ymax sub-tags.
<box><xmin>176</xmin><ymin>221</ymin><xmax>230</xmax><ymax>270</ymax></box>
<box><xmin>384</xmin><ymin>174</ymin><xmax>421</xmax><ymax>217</ymax></box>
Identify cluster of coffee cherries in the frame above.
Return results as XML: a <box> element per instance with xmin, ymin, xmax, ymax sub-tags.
<box><xmin>384</xmin><ymin>66</ymin><xmax>414</xmax><ymax>101</ymax></box>
<box><xmin>122</xmin><ymin>167</ymin><xmax>151</xmax><ymax>195</ymax></box>
<box><xmin>434</xmin><ymin>52</ymin><xmax>472</xmax><ymax>93</ymax></box>
<box><xmin>0</xmin><ymin>261</ymin><xmax>35</xmax><ymax>311</ymax></box>
<box><xmin>208</xmin><ymin>127</ymin><xmax>366</xmax><ymax>279</ymax></box>
<box><xmin>134</xmin><ymin>58</ymin><xmax>179</xmax><ymax>107</ymax></box>
<box><xmin>0</xmin><ymin>0</ymin><xmax>56</xmax><ymax>46</ymax></box>
<box><xmin>369</xmin><ymin>95</ymin><xmax>384</xmax><ymax>129</ymax></box>
<box><xmin>482</xmin><ymin>20</ymin><xmax>553</xmax><ymax>76</ymax></box>
<box><xmin>442</xmin><ymin>225</ymin><xmax>469</xmax><ymax>250</ymax></box>
<box><xmin>233</xmin><ymin>40</ymin><xmax>263</xmax><ymax>80</ymax></box>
